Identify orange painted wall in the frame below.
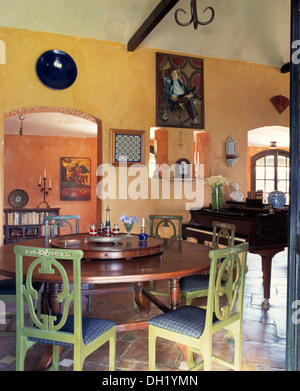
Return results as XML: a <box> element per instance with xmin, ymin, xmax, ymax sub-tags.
<box><xmin>4</xmin><ymin>134</ymin><xmax>97</xmax><ymax>232</ymax></box>
<box><xmin>0</xmin><ymin>27</ymin><xmax>290</xmax><ymax>242</ymax></box>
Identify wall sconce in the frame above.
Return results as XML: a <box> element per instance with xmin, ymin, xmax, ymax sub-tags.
<box><xmin>225</xmin><ymin>136</ymin><xmax>238</xmax><ymax>167</ymax></box>
<box><xmin>269</xmin><ymin>141</ymin><xmax>277</xmax><ymax>149</ymax></box>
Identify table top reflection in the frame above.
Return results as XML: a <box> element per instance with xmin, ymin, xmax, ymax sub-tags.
<box><xmin>0</xmin><ymin>234</ymin><xmax>211</xmax><ymax>285</ymax></box>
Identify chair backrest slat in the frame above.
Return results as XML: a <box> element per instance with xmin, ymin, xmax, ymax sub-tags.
<box><xmin>149</xmin><ymin>215</ymin><xmax>182</xmax><ymax>240</ymax></box>
<box><xmin>44</xmin><ymin>215</ymin><xmax>80</xmax><ymax>245</ymax></box>
<box><xmin>212</xmin><ymin>221</ymin><xmax>235</xmax><ymax>249</ymax></box>
<box><xmin>206</xmin><ymin>243</ymin><xmax>248</xmax><ymax>325</ymax></box>
<box><xmin>15</xmin><ymin>246</ymin><xmax>83</xmax><ymax>343</ymax></box>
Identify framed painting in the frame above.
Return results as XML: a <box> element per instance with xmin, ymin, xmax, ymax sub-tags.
<box><xmin>60</xmin><ymin>157</ymin><xmax>91</xmax><ymax>201</ymax></box>
<box><xmin>156</xmin><ymin>52</ymin><xmax>204</xmax><ymax>129</ymax></box>
<box><xmin>111</xmin><ymin>129</ymin><xmax>145</xmax><ymax>166</ymax></box>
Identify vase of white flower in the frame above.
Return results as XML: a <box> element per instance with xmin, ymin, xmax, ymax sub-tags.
<box><xmin>118</xmin><ymin>214</ymin><xmax>138</xmax><ymax>238</ymax></box>
<box><xmin>205</xmin><ymin>175</ymin><xmax>228</xmax><ymax>211</ymax></box>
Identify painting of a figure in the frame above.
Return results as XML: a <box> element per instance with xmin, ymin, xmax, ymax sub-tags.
<box><xmin>156</xmin><ymin>52</ymin><xmax>204</xmax><ymax>129</ymax></box>
<box><xmin>60</xmin><ymin>157</ymin><xmax>91</xmax><ymax>201</ymax></box>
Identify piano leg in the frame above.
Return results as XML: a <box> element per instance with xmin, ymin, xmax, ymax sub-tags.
<box><xmin>252</xmin><ymin>247</ymin><xmax>284</xmax><ymax>310</ymax></box>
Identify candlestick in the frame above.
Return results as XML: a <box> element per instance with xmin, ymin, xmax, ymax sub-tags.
<box><xmin>37</xmin><ymin>175</ymin><xmax>51</xmax><ymax>208</ymax></box>
<box><xmin>154</xmin><ymin>140</ymin><xmax>157</xmax><ymax>156</ymax></box>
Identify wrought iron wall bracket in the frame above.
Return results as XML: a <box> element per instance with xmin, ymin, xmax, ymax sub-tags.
<box><xmin>175</xmin><ymin>0</ymin><xmax>215</xmax><ymax>30</ymax></box>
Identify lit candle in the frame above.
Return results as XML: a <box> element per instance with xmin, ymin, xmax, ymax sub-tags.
<box><xmin>44</xmin><ymin>169</ymin><xmax>46</xmax><ymax>179</ymax></box>
<box><xmin>197</xmin><ymin>152</ymin><xmax>200</xmax><ymax>164</ymax></box>
<box><xmin>39</xmin><ymin>176</ymin><xmax>41</xmax><ymax>185</ymax></box>
<box><xmin>154</xmin><ymin>140</ymin><xmax>157</xmax><ymax>155</ymax></box>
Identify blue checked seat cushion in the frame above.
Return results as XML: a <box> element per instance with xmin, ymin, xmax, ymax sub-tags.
<box><xmin>0</xmin><ymin>279</ymin><xmax>43</xmax><ymax>295</ymax></box>
<box><xmin>28</xmin><ymin>315</ymin><xmax>116</xmax><ymax>347</ymax></box>
<box><xmin>179</xmin><ymin>275</ymin><xmax>210</xmax><ymax>293</ymax></box>
<box><xmin>147</xmin><ymin>306</ymin><xmax>217</xmax><ymax>338</ymax></box>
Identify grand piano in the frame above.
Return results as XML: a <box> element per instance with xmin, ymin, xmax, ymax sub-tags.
<box><xmin>182</xmin><ymin>202</ymin><xmax>289</xmax><ymax>309</ymax></box>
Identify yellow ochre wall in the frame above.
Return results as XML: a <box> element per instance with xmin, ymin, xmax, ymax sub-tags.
<box><xmin>0</xmin><ymin>27</ymin><xmax>289</xmax><ymax>241</ymax></box>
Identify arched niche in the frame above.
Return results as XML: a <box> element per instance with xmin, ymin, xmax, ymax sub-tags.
<box><xmin>4</xmin><ymin>106</ymin><xmax>103</xmax><ymax>222</ymax></box>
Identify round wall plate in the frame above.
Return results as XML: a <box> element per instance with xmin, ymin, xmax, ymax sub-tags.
<box><xmin>36</xmin><ymin>50</ymin><xmax>77</xmax><ymax>90</ymax></box>
<box><xmin>8</xmin><ymin>189</ymin><xmax>29</xmax><ymax>208</ymax></box>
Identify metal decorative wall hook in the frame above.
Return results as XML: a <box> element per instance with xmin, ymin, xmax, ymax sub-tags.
<box><xmin>175</xmin><ymin>0</ymin><xmax>215</xmax><ymax>30</ymax></box>
<box><xmin>19</xmin><ymin>115</ymin><xmax>25</xmax><ymax>135</ymax></box>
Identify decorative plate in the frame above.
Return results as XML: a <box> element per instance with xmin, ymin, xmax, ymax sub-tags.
<box><xmin>36</xmin><ymin>50</ymin><xmax>77</xmax><ymax>90</ymax></box>
<box><xmin>88</xmin><ymin>235</ymin><xmax>123</xmax><ymax>244</ymax></box>
<box><xmin>270</xmin><ymin>95</ymin><xmax>290</xmax><ymax>114</ymax></box>
<box><xmin>8</xmin><ymin>189</ymin><xmax>29</xmax><ymax>208</ymax></box>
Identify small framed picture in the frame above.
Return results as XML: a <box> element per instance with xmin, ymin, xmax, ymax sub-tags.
<box><xmin>25</xmin><ymin>227</ymin><xmax>39</xmax><ymax>237</ymax></box>
<box><xmin>111</xmin><ymin>129</ymin><xmax>145</xmax><ymax>166</ymax></box>
<box><xmin>9</xmin><ymin>227</ymin><xmax>22</xmax><ymax>238</ymax></box>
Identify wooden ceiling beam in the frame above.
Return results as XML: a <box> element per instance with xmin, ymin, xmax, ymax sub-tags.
<box><xmin>127</xmin><ymin>0</ymin><xmax>180</xmax><ymax>52</ymax></box>
<box><xmin>281</xmin><ymin>62</ymin><xmax>290</xmax><ymax>73</ymax></box>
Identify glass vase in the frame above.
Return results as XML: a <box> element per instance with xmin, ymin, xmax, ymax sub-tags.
<box><xmin>211</xmin><ymin>186</ymin><xmax>223</xmax><ymax>210</ymax></box>
<box><xmin>123</xmin><ymin>222</ymin><xmax>134</xmax><ymax>238</ymax></box>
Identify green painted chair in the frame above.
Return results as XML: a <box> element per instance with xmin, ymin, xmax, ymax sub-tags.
<box><xmin>143</xmin><ymin>215</ymin><xmax>183</xmax><ymax>303</ymax></box>
<box><xmin>149</xmin><ymin>215</ymin><xmax>183</xmax><ymax>240</ymax></box>
<box><xmin>44</xmin><ymin>214</ymin><xmax>80</xmax><ymax>245</ymax></box>
<box><xmin>147</xmin><ymin>242</ymin><xmax>248</xmax><ymax>371</ymax></box>
<box><xmin>180</xmin><ymin>221</ymin><xmax>236</xmax><ymax>306</ymax></box>
<box><xmin>45</xmin><ymin>214</ymin><xmax>92</xmax><ymax>311</ymax></box>
<box><xmin>15</xmin><ymin>245</ymin><xmax>116</xmax><ymax>371</ymax></box>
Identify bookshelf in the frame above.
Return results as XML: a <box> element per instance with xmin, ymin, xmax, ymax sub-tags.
<box><xmin>3</xmin><ymin>207</ymin><xmax>60</xmax><ymax>244</ymax></box>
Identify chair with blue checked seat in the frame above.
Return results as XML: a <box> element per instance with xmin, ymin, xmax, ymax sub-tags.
<box><xmin>44</xmin><ymin>214</ymin><xmax>80</xmax><ymax>246</ymax></box>
<box><xmin>0</xmin><ymin>278</ymin><xmax>43</xmax><ymax>336</ymax></box>
<box><xmin>143</xmin><ymin>215</ymin><xmax>183</xmax><ymax>303</ymax></box>
<box><xmin>147</xmin><ymin>242</ymin><xmax>248</xmax><ymax>371</ymax></box>
<box><xmin>44</xmin><ymin>214</ymin><xmax>93</xmax><ymax>311</ymax></box>
<box><xmin>180</xmin><ymin>221</ymin><xmax>236</xmax><ymax>306</ymax></box>
<box><xmin>15</xmin><ymin>245</ymin><xmax>116</xmax><ymax>371</ymax></box>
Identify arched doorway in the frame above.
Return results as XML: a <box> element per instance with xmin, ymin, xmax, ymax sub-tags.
<box><xmin>247</xmin><ymin>125</ymin><xmax>289</xmax><ymax>202</ymax></box>
<box><xmin>3</xmin><ymin>106</ymin><xmax>103</xmax><ymax>226</ymax></box>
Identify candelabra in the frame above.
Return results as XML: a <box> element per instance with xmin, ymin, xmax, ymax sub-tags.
<box><xmin>37</xmin><ymin>171</ymin><xmax>51</xmax><ymax>208</ymax></box>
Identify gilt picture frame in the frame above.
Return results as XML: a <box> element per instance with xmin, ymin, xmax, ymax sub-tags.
<box><xmin>156</xmin><ymin>52</ymin><xmax>204</xmax><ymax>129</ymax></box>
<box><xmin>60</xmin><ymin>157</ymin><xmax>91</xmax><ymax>201</ymax></box>
<box><xmin>111</xmin><ymin>129</ymin><xmax>145</xmax><ymax>166</ymax></box>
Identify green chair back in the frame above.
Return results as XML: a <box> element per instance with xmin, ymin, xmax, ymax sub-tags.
<box><xmin>149</xmin><ymin>215</ymin><xmax>183</xmax><ymax>240</ymax></box>
<box><xmin>44</xmin><ymin>215</ymin><xmax>80</xmax><ymax>245</ymax></box>
<box><xmin>148</xmin><ymin>242</ymin><xmax>249</xmax><ymax>371</ymax></box>
<box><xmin>212</xmin><ymin>221</ymin><xmax>235</xmax><ymax>249</ymax></box>
<box><xmin>15</xmin><ymin>245</ymin><xmax>116</xmax><ymax>371</ymax></box>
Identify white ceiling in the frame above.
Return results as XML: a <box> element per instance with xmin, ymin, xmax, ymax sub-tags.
<box><xmin>1</xmin><ymin>0</ymin><xmax>291</xmax><ymax>145</ymax></box>
<box><xmin>0</xmin><ymin>0</ymin><xmax>290</xmax><ymax>67</ymax></box>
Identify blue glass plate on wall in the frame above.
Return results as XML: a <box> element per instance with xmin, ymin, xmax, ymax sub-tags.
<box><xmin>36</xmin><ymin>50</ymin><xmax>77</xmax><ymax>89</ymax></box>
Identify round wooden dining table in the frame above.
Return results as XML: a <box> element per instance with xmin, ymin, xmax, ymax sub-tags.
<box><xmin>0</xmin><ymin>233</ymin><xmax>211</xmax><ymax>329</ymax></box>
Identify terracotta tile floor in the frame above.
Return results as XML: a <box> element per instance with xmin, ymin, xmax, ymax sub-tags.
<box><xmin>0</xmin><ymin>250</ymin><xmax>287</xmax><ymax>371</ymax></box>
